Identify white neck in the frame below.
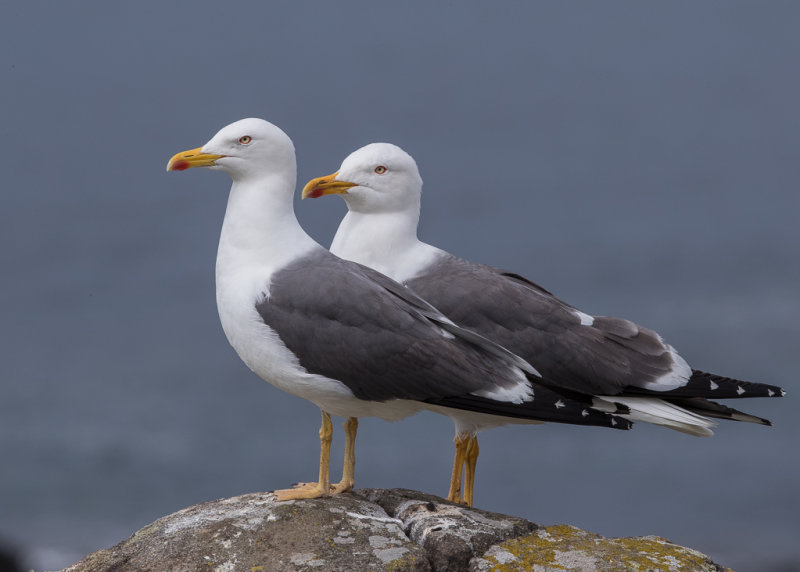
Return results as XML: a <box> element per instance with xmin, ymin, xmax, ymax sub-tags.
<box><xmin>216</xmin><ymin>173</ymin><xmax>318</xmax><ymax>293</ymax></box>
<box><xmin>330</xmin><ymin>207</ymin><xmax>442</xmax><ymax>282</ymax></box>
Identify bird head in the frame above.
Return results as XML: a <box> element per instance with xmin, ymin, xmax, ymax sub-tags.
<box><xmin>167</xmin><ymin>118</ymin><xmax>295</xmax><ymax>182</ymax></box>
<box><xmin>302</xmin><ymin>143</ymin><xmax>422</xmax><ymax>214</ymax></box>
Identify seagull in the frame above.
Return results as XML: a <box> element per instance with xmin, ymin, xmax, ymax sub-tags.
<box><xmin>302</xmin><ymin>142</ymin><xmax>786</xmax><ymax>504</ymax></box>
<box><xmin>166</xmin><ymin>119</ymin><xmax>630</xmax><ymax>503</ymax></box>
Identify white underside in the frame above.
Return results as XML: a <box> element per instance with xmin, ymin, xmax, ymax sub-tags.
<box><xmin>425</xmin><ymin>404</ymin><xmax>545</xmax><ymax>437</ymax></box>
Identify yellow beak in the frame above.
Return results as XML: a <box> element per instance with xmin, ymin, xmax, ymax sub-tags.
<box><xmin>302</xmin><ymin>171</ymin><xmax>357</xmax><ymax>199</ymax></box>
<box><xmin>166</xmin><ymin>147</ymin><xmax>227</xmax><ymax>172</ymax></box>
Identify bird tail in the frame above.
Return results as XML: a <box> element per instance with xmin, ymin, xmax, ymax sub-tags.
<box><xmin>593</xmin><ymin>396</ymin><xmax>717</xmax><ymax>437</ymax></box>
<box><xmin>665</xmin><ymin>397</ymin><xmax>773</xmax><ymax>426</ymax></box>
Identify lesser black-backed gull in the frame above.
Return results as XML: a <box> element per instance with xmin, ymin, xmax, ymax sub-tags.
<box><xmin>166</xmin><ymin>119</ymin><xmax>631</xmax><ymax>503</ymax></box>
<box><xmin>303</xmin><ymin>142</ymin><xmax>786</xmax><ymax>504</ymax></box>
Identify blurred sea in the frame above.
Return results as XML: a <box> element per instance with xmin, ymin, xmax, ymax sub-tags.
<box><xmin>1</xmin><ymin>2</ymin><xmax>798</xmax><ymax>571</ymax></box>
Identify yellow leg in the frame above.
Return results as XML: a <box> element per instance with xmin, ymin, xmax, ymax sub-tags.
<box><xmin>447</xmin><ymin>433</ymin><xmax>471</xmax><ymax>503</ymax></box>
<box><xmin>462</xmin><ymin>435</ymin><xmax>479</xmax><ymax>507</ymax></box>
<box><xmin>274</xmin><ymin>410</ymin><xmax>333</xmax><ymax>501</ymax></box>
<box><xmin>332</xmin><ymin>417</ymin><xmax>358</xmax><ymax>494</ymax></box>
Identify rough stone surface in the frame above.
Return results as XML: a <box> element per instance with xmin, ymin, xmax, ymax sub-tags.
<box><xmin>469</xmin><ymin>524</ymin><xmax>732</xmax><ymax>572</ymax></box>
<box><xmin>64</xmin><ymin>491</ymin><xmax>429</xmax><ymax>572</ymax></box>
<box><xmin>362</xmin><ymin>488</ymin><xmax>538</xmax><ymax>572</ymax></box>
<box><xmin>65</xmin><ymin>489</ymin><xmax>732</xmax><ymax>572</ymax></box>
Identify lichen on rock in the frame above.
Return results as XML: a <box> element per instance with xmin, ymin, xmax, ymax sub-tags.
<box><xmin>469</xmin><ymin>524</ymin><xmax>731</xmax><ymax>572</ymax></box>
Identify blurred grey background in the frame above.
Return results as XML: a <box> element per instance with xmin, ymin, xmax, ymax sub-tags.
<box><xmin>2</xmin><ymin>2</ymin><xmax>798</xmax><ymax>570</ymax></box>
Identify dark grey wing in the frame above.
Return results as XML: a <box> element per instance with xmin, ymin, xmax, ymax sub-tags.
<box><xmin>407</xmin><ymin>253</ymin><xmax>786</xmax><ymax>402</ymax></box>
<box><xmin>406</xmin><ymin>253</ymin><xmax>673</xmax><ymax>395</ymax></box>
<box><xmin>257</xmin><ymin>250</ymin><xmax>631</xmax><ymax>430</ymax></box>
<box><xmin>495</xmin><ymin>270</ymin><xmax>555</xmax><ymax>296</ymax></box>
<box><xmin>359</xmin><ymin>267</ymin><xmax>633</xmax><ymax>427</ymax></box>
<box><xmin>256</xmin><ymin>250</ymin><xmax>528</xmax><ymax>402</ymax></box>
<box><xmin>352</xmin><ymin>261</ymin><xmax>540</xmax><ymax>377</ymax></box>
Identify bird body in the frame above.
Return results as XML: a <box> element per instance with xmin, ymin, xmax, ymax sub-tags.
<box><xmin>303</xmin><ymin>142</ymin><xmax>785</xmax><ymax>441</ymax></box>
<box><xmin>168</xmin><ymin>119</ymin><xmax>629</xmax><ymax>503</ymax></box>
<box><xmin>214</xmin><ymin>173</ymin><xmax>422</xmax><ymax>421</ymax></box>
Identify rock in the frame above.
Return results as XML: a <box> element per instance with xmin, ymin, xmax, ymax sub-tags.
<box><xmin>65</xmin><ymin>491</ymin><xmax>428</xmax><ymax>572</ymax></box>
<box><xmin>361</xmin><ymin>488</ymin><xmax>538</xmax><ymax>572</ymax></box>
<box><xmin>469</xmin><ymin>524</ymin><xmax>731</xmax><ymax>572</ymax></box>
<box><xmin>66</xmin><ymin>489</ymin><xmax>731</xmax><ymax>572</ymax></box>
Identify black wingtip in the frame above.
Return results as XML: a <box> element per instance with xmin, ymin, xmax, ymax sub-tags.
<box><xmin>626</xmin><ymin>370</ymin><xmax>787</xmax><ymax>399</ymax></box>
<box><xmin>611</xmin><ymin>415</ymin><xmax>634</xmax><ymax>431</ymax></box>
<box><xmin>611</xmin><ymin>402</ymin><xmax>632</xmax><ymax>415</ymax></box>
<box><xmin>666</xmin><ymin>397</ymin><xmax>776</xmax><ymax>426</ymax></box>
<box><xmin>425</xmin><ymin>392</ymin><xmax>634</xmax><ymax>431</ymax></box>
<box><xmin>689</xmin><ymin>370</ymin><xmax>786</xmax><ymax>399</ymax></box>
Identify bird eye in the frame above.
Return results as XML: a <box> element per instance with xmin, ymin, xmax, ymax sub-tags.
<box><xmin>238</xmin><ymin>135</ymin><xmax>252</xmax><ymax>144</ymax></box>
<box><xmin>374</xmin><ymin>165</ymin><xmax>387</xmax><ymax>174</ymax></box>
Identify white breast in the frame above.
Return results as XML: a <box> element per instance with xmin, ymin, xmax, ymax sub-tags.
<box><xmin>212</xmin><ymin>179</ymin><xmax>425</xmax><ymax>421</ymax></box>
<box><xmin>215</xmin><ymin>251</ymin><xmax>423</xmax><ymax>422</ymax></box>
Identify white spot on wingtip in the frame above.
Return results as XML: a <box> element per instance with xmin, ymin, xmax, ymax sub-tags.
<box><xmin>581</xmin><ymin>409</ymin><xmax>589</xmax><ymax>417</ymax></box>
<box><xmin>768</xmin><ymin>389</ymin><xmax>775</xmax><ymax>396</ymax></box>
<box><xmin>611</xmin><ymin>418</ymin><xmax>617</xmax><ymax>426</ymax></box>
<box><xmin>781</xmin><ymin>389</ymin><xmax>787</xmax><ymax>397</ymax></box>
<box><xmin>555</xmin><ymin>400</ymin><xmax>565</xmax><ymax>409</ymax></box>
<box><xmin>710</xmin><ymin>380</ymin><xmax>719</xmax><ymax>390</ymax></box>
<box><xmin>737</xmin><ymin>385</ymin><xmax>745</xmax><ymax>395</ymax></box>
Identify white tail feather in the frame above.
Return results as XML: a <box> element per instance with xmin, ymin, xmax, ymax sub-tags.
<box><xmin>593</xmin><ymin>396</ymin><xmax>716</xmax><ymax>437</ymax></box>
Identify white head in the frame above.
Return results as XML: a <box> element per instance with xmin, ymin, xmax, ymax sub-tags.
<box><xmin>167</xmin><ymin>118</ymin><xmax>295</xmax><ymax>183</ymax></box>
<box><xmin>302</xmin><ymin>142</ymin><xmax>423</xmax><ymax>214</ymax></box>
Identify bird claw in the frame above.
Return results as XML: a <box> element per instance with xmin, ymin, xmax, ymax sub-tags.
<box><xmin>273</xmin><ymin>482</ymin><xmax>331</xmax><ymax>501</ymax></box>
<box><xmin>273</xmin><ymin>478</ymin><xmax>355</xmax><ymax>500</ymax></box>
<box><xmin>331</xmin><ymin>479</ymin><xmax>354</xmax><ymax>495</ymax></box>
